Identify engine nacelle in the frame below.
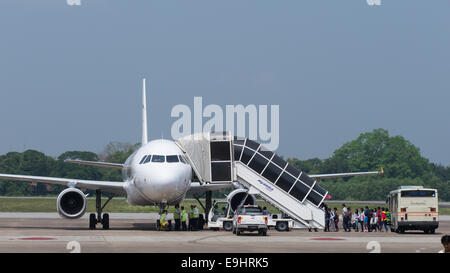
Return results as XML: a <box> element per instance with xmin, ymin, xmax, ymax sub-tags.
<box><xmin>57</xmin><ymin>188</ymin><xmax>87</xmax><ymax>219</ymax></box>
<box><xmin>227</xmin><ymin>189</ymin><xmax>256</xmax><ymax>213</ymax></box>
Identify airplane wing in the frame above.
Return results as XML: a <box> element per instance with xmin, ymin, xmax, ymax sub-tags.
<box><xmin>186</xmin><ymin>182</ymin><xmax>234</xmax><ymax>195</ymax></box>
<box><xmin>308</xmin><ymin>168</ymin><xmax>383</xmax><ymax>181</ymax></box>
<box><xmin>64</xmin><ymin>159</ymin><xmax>124</xmax><ymax>169</ymax></box>
<box><xmin>0</xmin><ymin>173</ymin><xmax>126</xmax><ymax>195</ymax></box>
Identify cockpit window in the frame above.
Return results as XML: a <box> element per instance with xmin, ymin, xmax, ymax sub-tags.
<box><xmin>144</xmin><ymin>155</ymin><xmax>152</xmax><ymax>164</ymax></box>
<box><xmin>139</xmin><ymin>155</ymin><xmax>147</xmax><ymax>164</ymax></box>
<box><xmin>179</xmin><ymin>155</ymin><xmax>187</xmax><ymax>164</ymax></box>
<box><xmin>151</xmin><ymin>155</ymin><xmax>165</xmax><ymax>163</ymax></box>
<box><xmin>166</xmin><ymin>155</ymin><xmax>179</xmax><ymax>163</ymax></box>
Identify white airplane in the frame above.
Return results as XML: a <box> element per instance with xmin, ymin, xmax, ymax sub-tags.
<box><xmin>0</xmin><ymin>79</ymin><xmax>382</xmax><ymax>230</ymax></box>
<box><xmin>0</xmin><ymin>79</ymin><xmax>232</xmax><ymax>229</ymax></box>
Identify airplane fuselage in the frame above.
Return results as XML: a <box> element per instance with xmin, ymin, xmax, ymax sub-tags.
<box><xmin>122</xmin><ymin>139</ymin><xmax>192</xmax><ymax>206</ymax></box>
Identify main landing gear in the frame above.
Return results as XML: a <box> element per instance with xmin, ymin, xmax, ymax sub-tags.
<box><xmin>89</xmin><ymin>190</ymin><xmax>113</xmax><ymax>230</ymax></box>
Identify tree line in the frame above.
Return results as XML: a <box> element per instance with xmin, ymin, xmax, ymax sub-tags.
<box><xmin>0</xmin><ymin>129</ymin><xmax>448</xmax><ymax>201</ymax></box>
<box><xmin>287</xmin><ymin>129</ymin><xmax>449</xmax><ymax>201</ymax></box>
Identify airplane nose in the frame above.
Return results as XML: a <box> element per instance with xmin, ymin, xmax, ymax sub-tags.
<box><xmin>136</xmin><ymin>168</ymin><xmax>188</xmax><ymax>203</ymax></box>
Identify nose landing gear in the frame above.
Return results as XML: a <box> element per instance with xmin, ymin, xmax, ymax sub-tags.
<box><xmin>89</xmin><ymin>190</ymin><xmax>113</xmax><ymax>230</ymax></box>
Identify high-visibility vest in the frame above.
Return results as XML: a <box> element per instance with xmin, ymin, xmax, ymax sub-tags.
<box><xmin>386</xmin><ymin>212</ymin><xmax>391</xmax><ymax>222</ymax></box>
<box><xmin>174</xmin><ymin>209</ymin><xmax>181</xmax><ymax>220</ymax></box>
<box><xmin>160</xmin><ymin>213</ymin><xmax>166</xmax><ymax>223</ymax></box>
<box><xmin>181</xmin><ymin>210</ymin><xmax>187</xmax><ymax>222</ymax></box>
<box><xmin>192</xmin><ymin>208</ymin><xmax>199</xmax><ymax>219</ymax></box>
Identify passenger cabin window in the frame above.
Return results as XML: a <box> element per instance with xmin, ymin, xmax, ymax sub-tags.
<box><xmin>151</xmin><ymin>155</ymin><xmax>165</xmax><ymax>163</ymax></box>
<box><xmin>166</xmin><ymin>155</ymin><xmax>179</xmax><ymax>163</ymax></box>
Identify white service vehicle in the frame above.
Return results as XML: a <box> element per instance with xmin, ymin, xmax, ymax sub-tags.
<box><xmin>232</xmin><ymin>205</ymin><xmax>268</xmax><ymax>236</ymax></box>
<box><xmin>266</xmin><ymin>214</ymin><xmax>295</xmax><ymax>232</ymax></box>
<box><xmin>208</xmin><ymin>200</ymin><xmax>233</xmax><ymax>231</ymax></box>
<box><xmin>207</xmin><ymin>189</ymin><xmax>256</xmax><ymax>231</ymax></box>
<box><xmin>207</xmin><ymin>196</ymin><xmax>294</xmax><ymax>232</ymax></box>
<box><xmin>387</xmin><ymin>186</ymin><xmax>439</xmax><ymax>234</ymax></box>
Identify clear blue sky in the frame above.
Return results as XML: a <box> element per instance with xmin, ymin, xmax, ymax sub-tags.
<box><xmin>0</xmin><ymin>0</ymin><xmax>449</xmax><ymax>165</ymax></box>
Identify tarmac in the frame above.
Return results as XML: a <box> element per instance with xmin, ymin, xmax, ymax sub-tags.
<box><xmin>0</xmin><ymin>213</ymin><xmax>447</xmax><ymax>253</ymax></box>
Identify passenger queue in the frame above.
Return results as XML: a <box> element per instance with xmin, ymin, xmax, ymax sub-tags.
<box><xmin>323</xmin><ymin>204</ymin><xmax>391</xmax><ymax>232</ymax></box>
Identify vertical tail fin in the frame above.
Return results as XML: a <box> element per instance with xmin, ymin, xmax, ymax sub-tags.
<box><xmin>142</xmin><ymin>78</ymin><xmax>148</xmax><ymax>146</ymax></box>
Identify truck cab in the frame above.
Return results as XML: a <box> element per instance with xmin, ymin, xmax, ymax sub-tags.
<box><xmin>207</xmin><ymin>200</ymin><xmax>234</xmax><ymax>231</ymax></box>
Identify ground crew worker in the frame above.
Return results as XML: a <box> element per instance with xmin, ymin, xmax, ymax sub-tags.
<box><xmin>160</xmin><ymin>209</ymin><xmax>169</xmax><ymax>231</ymax></box>
<box><xmin>174</xmin><ymin>204</ymin><xmax>181</xmax><ymax>231</ymax></box>
<box><xmin>189</xmin><ymin>205</ymin><xmax>198</xmax><ymax>231</ymax></box>
<box><xmin>188</xmin><ymin>205</ymin><xmax>194</xmax><ymax>231</ymax></box>
<box><xmin>193</xmin><ymin>204</ymin><xmax>200</xmax><ymax>230</ymax></box>
<box><xmin>181</xmin><ymin>206</ymin><xmax>187</xmax><ymax>231</ymax></box>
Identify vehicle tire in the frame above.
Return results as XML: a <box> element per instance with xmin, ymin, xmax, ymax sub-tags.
<box><xmin>223</xmin><ymin>221</ymin><xmax>233</xmax><ymax>232</ymax></box>
<box><xmin>276</xmin><ymin>221</ymin><xmax>288</xmax><ymax>232</ymax></box>
<box><xmin>89</xmin><ymin>213</ymin><xmax>96</xmax><ymax>230</ymax></box>
<box><xmin>102</xmin><ymin>213</ymin><xmax>109</xmax><ymax>230</ymax></box>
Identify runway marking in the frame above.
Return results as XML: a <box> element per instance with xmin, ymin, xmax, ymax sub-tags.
<box><xmin>311</xmin><ymin>238</ymin><xmax>345</xmax><ymax>241</ymax></box>
<box><xmin>17</xmin><ymin>237</ymin><xmax>55</xmax><ymax>241</ymax></box>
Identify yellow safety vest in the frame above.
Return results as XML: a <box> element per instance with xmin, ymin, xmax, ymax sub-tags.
<box><xmin>192</xmin><ymin>208</ymin><xmax>199</xmax><ymax>219</ymax></box>
<box><xmin>160</xmin><ymin>213</ymin><xmax>166</xmax><ymax>222</ymax></box>
<box><xmin>174</xmin><ymin>209</ymin><xmax>181</xmax><ymax>220</ymax></box>
<box><xmin>181</xmin><ymin>210</ymin><xmax>187</xmax><ymax>222</ymax></box>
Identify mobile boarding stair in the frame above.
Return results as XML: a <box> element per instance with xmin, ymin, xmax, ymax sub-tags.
<box><xmin>176</xmin><ymin>132</ymin><xmax>327</xmax><ymax>230</ymax></box>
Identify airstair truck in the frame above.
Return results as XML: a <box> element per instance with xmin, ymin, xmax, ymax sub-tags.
<box><xmin>178</xmin><ymin>132</ymin><xmax>328</xmax><ymax>230</ymax></box>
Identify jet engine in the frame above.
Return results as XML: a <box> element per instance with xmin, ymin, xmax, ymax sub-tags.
<box><xmin>57</xmin><ymin>188</ymin><xmax>87</xmax><ymax>219</ymax></box>
<box><xmin>227</xmin><ymin>188</ymin><xmax>256</xmax><ymax>213</ymax></box>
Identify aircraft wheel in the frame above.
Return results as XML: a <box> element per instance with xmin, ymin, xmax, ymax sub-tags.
<box><xmin>102</xmin><ymin>213</ymin><xmax>109</xmax><ymax>230</ymax></box>
<box><xmin>89</xmin><ymin>213</ymin><xmax>96</xmax><ymax>230</ymax></box>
